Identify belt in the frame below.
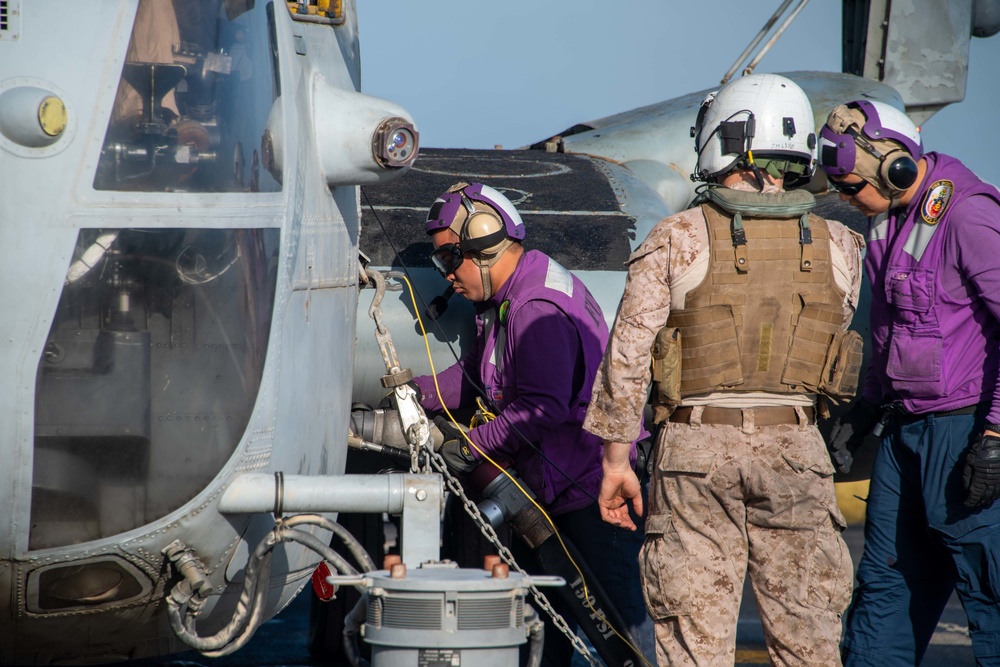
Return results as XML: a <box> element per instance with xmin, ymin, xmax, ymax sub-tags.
<box><xmin>889</xmin><ymin>402</ymin><xmax>980</xmax><ymax>424</ymax></box>
<box><xmin>669</xmin><ymin>405</ymin><xmax>814</xmax><ymax>427</ymax></box>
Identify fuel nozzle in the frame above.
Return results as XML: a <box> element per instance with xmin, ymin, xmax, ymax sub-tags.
<box><xmin>350</xmin><ymin>405</ymin><xmax>445</xmax><ymax>451</ymax></box>
<box><xmin>348</xmin><ymin>404</ymin><xmax>446</xmax><ymax>467</ymax></box>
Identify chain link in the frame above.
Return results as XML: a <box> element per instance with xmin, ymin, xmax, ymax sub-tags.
<box><xmin>365</xmin><ymin>268</ymin><xmax>598</xmax><ymax>665</ymax></box>
<box><xmin>424</xmin><ymin>447</ymin><xmax>600</xmax><ymax>666</ymax></box>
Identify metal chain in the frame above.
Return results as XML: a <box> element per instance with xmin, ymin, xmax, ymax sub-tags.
<box><xmin>408</xmin><ymin>426</ymin><xmax>421</xmax><ymax>473</ymax></box>
<box><xmin>425</xmin><ymin>447</ymin><xmax>600</xmax><ymax>666</ymax></box>
<box><xmin>363</xmin><ymin>267</ymin><xmax>597</xmax><ymax>664</ymax></box>
<box><xmin>362</xmin><ymin>268</ymin><xmax>430</xmax><ymax>477</ymax></box>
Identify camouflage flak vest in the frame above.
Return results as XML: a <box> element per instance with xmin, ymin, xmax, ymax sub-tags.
<box><xmin>650</xmin><ymin>187</ymin><xmax>862</xmax><ymax>421</ymax></box>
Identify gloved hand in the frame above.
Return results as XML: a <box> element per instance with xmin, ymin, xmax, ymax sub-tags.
<box><xmin>377</xmin><ymin>383</ymin><xmax>423</xmax><ymax>410</ymax></box>
<box><xmin>434</xmin><ymin>415</ymin><xmax>478</xmax><ymax>477</ymax></box>
<box><xmin>964</xmin><ymin>433</ymin><xmax>1000</xmax><ymax>508</ymax></box>
<box><xmin>827</xmin><ymin>399</ymin><xmax>881</xmax><ymax>474</ymax></box>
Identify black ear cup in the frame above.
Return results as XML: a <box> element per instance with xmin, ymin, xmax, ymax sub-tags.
<box><xmin>879</xmin><ymin>149</ymin><xmax>918</xmax><ymax>191</ymax></box>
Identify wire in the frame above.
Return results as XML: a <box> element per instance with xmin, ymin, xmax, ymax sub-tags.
<box><xmin>361</xmin><ymin>187</ymin><xmax>602</xmax><ymax>505</ymax></box>
<box><xmin>470</xmin><ymin>396</ymin><xmax>496</xmax><ymax>427</ymax></box>
<box><xmin>398</xmin><ymin>273</ymin><xmax>651</xmax><ymax>666</ymax></box>
<box><xmin>362</xmin><ymin>188</ymin><xmax>650</xmax><ymax>664</ymax></box>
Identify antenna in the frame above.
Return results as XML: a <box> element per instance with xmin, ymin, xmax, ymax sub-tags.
<box><xmin>720</xmin><ymin>0</ymin><xmax>811</xmax><ymax>84</ymax></box>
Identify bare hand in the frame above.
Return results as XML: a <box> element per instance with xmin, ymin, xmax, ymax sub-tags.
<box><xmin>598</xmin><ymin>464</ymin><xmax>644</xmax><ymax>531</ymax></box>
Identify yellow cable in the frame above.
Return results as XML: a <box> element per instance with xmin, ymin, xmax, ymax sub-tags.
<box><xmin>470</xmin><ymin>396</ymin><xmax>497</xmax><ymax>428</ymax></box>
<box><xmin>396</xmin><ymin>274</ymin><xmax>652</xmax><ymax>666</ymax></box>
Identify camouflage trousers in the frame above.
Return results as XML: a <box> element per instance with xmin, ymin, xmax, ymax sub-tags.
<box><xmin>640</xmin><ymin>415</ymin><xmax>853</xmax><ymax>666</ymax></box>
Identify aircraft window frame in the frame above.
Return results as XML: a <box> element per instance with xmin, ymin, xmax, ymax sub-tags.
<box><xmin>29</xmin><ymin>226</ymin><xmax>280</xmax><ymax>551</ymax></box>
<box><xmin>92</xmin><ymin>0</ymin><xmax>283</xmax><ymax>194</ymax></box>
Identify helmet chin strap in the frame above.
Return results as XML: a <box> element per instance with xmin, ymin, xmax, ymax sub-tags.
<box><xmin>479</xmin><ymin>264</ymin><xmax>493</xmax><ymax>301</ymax></box>
<box><xmin>470</xmin><ymin>238</ymin><xmax>513</xmax><ymax>301</ymax></box>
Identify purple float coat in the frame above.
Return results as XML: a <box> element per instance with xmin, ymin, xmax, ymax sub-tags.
<box><xmin>415</xmin><ymin>250</ymin><xmax>623</xmax><ymax>515</ymax></box>
<box><xmin>861</xmin><ymin>153</ymin><xmax>1000</xmax><ymax>424</ymax></box>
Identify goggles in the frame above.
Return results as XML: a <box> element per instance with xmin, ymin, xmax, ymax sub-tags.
<box><xmin>430</xmin><ymin>243</ymin><xmax>465</xmax><ymax>277</ymax></box>
<box><xmin>828</xmin><ymin>178</ymin><xmax>869</xmax><ymax>196</ymax></box>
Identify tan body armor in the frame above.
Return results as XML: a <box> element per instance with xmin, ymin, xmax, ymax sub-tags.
<box><xmin>651</xmin><ymin>188</ymin><xmax>862</xmax><ymax>421</ymax></box>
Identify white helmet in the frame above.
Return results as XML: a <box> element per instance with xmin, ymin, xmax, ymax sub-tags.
<box><xmin>692</xmin><ymin>73</ymin><xmax>817</xmax><ymax>186</ymax></box>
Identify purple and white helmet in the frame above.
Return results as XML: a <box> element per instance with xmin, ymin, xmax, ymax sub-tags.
<box><xmin>819</xmin><ymin>99</ymin><xmax>923</xmax><ymax>177</ymax></box>
<box><xmin>424</xmin><ymin>182</ymin><xmax>525</xmax><ymax>243</ymax></box>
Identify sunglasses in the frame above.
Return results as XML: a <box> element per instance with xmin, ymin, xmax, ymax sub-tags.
<box><xmin>430</xmin><ymin>243</ymin><xmax>465</xmax><ymax>277</ymax></box>
<box><xmin>829</xmin><ymin>178</ymin><xmax>869</xmax><ymax>196</ymax></box>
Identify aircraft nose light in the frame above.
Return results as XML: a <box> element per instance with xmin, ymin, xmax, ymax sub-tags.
<box><xmin>0</xmin><ymin>86</ymin><xmax>67</xmax><ymax>147</ymax></box>
<box><xmin>373</xmin><ymin>117</ymin><xmax>419</xmax><ymax>168</ymax></box>
<box><xmin>311</xmin><ymin>80</ymin><xmax>419</xmax><ymax>185</ymax></box>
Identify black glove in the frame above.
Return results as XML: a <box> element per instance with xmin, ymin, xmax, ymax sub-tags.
<box><xmin>827</xmin><ymin>400</ymin><xmax>882</xmax><ymax>474</ymax></box>
<box><xmin>964</xmin><ymin>433</ymin><xmax>1000</xmax><ymax>508</ymax></box>
<box><xmin>377</xmin><ymin>390</ymin><xmax>395</xmax><ymax>410</ymax></box>
<box><xmin>434</xmin><ymin>416</ymin><xmax>478</xmax><ymax>477</ymax></box>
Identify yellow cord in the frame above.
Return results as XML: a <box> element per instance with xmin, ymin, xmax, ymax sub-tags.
<box><xmin>470</xmin><ymin>396</ymin><xmax>496</xmax><ymax>427</ymax></box>
<box><xmin>395</xmin><ymin>274</ymin><xmax>651</xmax><ymax>666</ymax></box>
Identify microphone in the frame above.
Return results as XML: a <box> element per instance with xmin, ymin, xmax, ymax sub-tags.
<box><xmin>425</xmin><ymin>285</ymin><xmax>455</xmax><ymax>320</ymax></box>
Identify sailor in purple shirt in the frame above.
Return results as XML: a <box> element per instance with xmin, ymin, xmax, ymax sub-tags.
<box><xmin>820</xmin><ymin>100</ymin><xmax>1000</xmax><ymax>666</ymax></box>
<box><xmin>412</xmin><ymin>182</ymin><xmax>653</xmax><ymax>664</ymax></box>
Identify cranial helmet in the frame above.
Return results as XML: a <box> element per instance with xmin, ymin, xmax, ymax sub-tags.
<box><xmin>819</xmin><ymin>99</ymin><xmax>923</xmax><ymax>199</ymax></box>
<box><xmin>424</xmin><ymin>182</ymin><xmax>525</xmax><ymax>299</ymax></box>
<box><xmin>692</xmin><ymin>73</ymin><xmax>817</xmax><ymax>187</ymax></box>
<box><xmin>425</xmin><ymin>182</ymin><xmax>525</xmax><ymax>250</ymax></box>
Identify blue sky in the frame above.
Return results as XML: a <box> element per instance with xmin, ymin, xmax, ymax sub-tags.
<box><xmin>357</xmin><ymin>1</ymin><xmax>1000</xmax><ymax>186</ymax></box>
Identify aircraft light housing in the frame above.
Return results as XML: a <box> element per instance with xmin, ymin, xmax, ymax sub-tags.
<box><xmin>373</xmin><ymin>117</ymin><xmax>419</xmax><ymax>168</ymax></box>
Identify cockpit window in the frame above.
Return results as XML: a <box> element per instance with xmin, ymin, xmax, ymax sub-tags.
<box><xmin>30</xmin><ymin>227</ymin><xmax>279</xmax><ymax>550</ymax></box>
<box><xmin>94</xmin><ymin>0</ymin><xmax>281</xmax><ymax>192</ymax></box>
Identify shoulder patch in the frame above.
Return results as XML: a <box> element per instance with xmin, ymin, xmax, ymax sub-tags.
<box><xmin>543</xmin><ymin>257</ymin><xmax>574</xmax><ymax>298</ymax></box>
<box><xmin>920</xmin><ymin>180</ymin><xmax>954</xmax><ymax>225</ymax></box>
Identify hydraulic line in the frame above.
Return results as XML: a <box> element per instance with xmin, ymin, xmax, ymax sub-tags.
<box><xmin>283</xmin><ymin>513</ymin><xmax>377</xmax><ymax>572</ymax></box>
<box><xmin>165</xmin><ymin>514</ymin><xmax>376</xmax><ymax>657</ymax></box>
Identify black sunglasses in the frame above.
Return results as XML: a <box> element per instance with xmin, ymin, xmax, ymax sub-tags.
<box><xmin>430</xmin><ymin>243</ymin><xmax>464</xmax><ymax>277</ymax></box>
<box><xmin>829</xmin><ymin>178</ymin><xmax>869</xmax><ymax>196</ymax></box>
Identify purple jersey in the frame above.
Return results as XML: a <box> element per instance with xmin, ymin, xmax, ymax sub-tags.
<box><xmin>416</xmin><ymin>250</ymin><xmax>627</xmax><ymax>514</ymax></box>
<box><xmin>862</xmin><ymin>152</ymin><xmax>1000</xmax><ymax>423</ymax></box>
